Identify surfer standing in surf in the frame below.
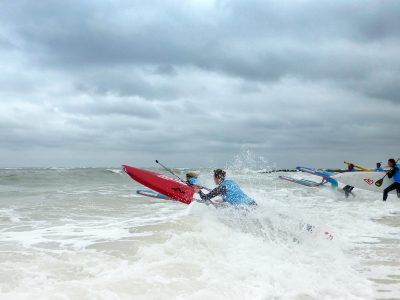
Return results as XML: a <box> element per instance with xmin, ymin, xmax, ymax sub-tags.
<box><xmin>383</xmin><ymin>159</ymin><xmax>400</xmax><ymax>201</ymax></box>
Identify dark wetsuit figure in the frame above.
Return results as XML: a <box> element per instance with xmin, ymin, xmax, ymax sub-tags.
<box><xmin>343</xmin><ymin>164</ymin><xmax>356</xmax><ymax>198</ymax></box>
<box><xmin>383</xmin><ymin>163</ymin><xmax>400</xmax><ymax>201</ymax></box>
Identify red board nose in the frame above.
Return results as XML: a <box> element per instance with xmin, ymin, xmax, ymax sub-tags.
<box><xmin>122</xmin><ymin>165</ymin><xmax>194</xmax><ymax>204</ymax></box>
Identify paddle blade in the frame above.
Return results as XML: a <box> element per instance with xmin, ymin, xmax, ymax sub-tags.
<box><xmin>375</xmin><ymin>179</ymin><xmax>383</xmax><ymax>187</ymax></box>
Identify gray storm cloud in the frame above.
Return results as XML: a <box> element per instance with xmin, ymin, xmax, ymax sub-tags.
<box><xmin>0</xmin><ymin>0</ymin><xmax>399</xmax><ymax>168</ymax></box>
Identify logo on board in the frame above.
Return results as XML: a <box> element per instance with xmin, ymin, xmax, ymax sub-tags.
<box><xmin>363</xmin><ymin>178</ymin><xmax>374</xmax><ymax>185</ymax></box>
<box><xmin>158</xmin><ymin>174</ymin><xmax>182</xmax><ymax>183</ymax></box>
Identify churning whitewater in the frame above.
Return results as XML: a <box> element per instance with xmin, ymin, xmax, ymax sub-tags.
<box><xmin>0</xmin><ymin>167</ymin><xmax>399</xmax><ymax>299</ymax></box>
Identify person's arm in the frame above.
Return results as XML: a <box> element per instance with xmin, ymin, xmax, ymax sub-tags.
<box><xmin>198</xmin><ymin>185</ymin><xmax>226</xmax><ymax>201</ymax></box>
<box><xmin>387</xmin><ymin>166</ymin><xmax>398</xmax><ymax>179</ymax></box>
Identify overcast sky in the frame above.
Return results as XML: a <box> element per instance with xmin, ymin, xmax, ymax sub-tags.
<box><xmin>0</xmin><ymin>0</ymin><xmax>399</xmax><ymax>168</ymax></box>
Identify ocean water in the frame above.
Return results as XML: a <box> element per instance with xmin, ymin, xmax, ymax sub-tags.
<box><xmin>0</xmin><ymin>167</ymin><xmax>399</xmax><ymax>300</ymax></box>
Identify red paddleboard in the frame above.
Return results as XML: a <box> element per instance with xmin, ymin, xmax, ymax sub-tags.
<box><xmin>122</xmin><ymin>165</ymin><xmax>194</xmax><ymax>204</ymax></box>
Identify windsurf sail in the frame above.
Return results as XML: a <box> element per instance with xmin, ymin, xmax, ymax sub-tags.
<box><xmin>279</xmin><ymin>175</ymin><xmax>324</xmax><ymax>187</ymax></box>
<box><xmin>296</xmin><ymin>166</ymin><xmax>335</xmax><ymax>178</ymax></box>
<box><xmin>280</xmin><ymin>167</ymin><xmax>338</xmax><ymax>189</ymax></box>
<box><xmin>123</xmin><ymin>165</ymin><xmax>195</xmax><ymax>204</ymax></box>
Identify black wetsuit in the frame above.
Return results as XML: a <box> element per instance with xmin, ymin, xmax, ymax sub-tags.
<box><xmin>343</xmin><ymin>168</ymin><xmax>356</xmax><ymax>198</ymax></box>
<box><xmin>343</xmin><ymin>185</ymin><xmax>354</xmax><ymax>198</ymax></box>
<box><xmin>198</xmin><ymin>185</ymin><xmax>226</xmax><ymax>201</ymax></box>
<box><xmin>383</xmin><ymin>165</ymin><xmax>400</xmax><ymax>201</ymax></box>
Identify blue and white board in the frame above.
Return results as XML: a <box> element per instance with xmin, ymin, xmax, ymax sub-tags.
<box><xmin>332</xmin><ymin>172</ymin><xmax>395</xmax><ymax>193</ymax></box>
<box><xmin>136</xmin><ymin>189</ymin><xmax>171</xmax><ymax>200</ymax></box>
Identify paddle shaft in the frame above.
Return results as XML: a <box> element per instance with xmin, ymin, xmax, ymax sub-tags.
<box><xmin>155</xmin><ymin>160</ymin><xmax>186</xmax><ymax>183</ymax></box>
<box><xmin>155</xmin><ymin>160</ymin><xmax>211</xmax><ymax>192</ymax></box>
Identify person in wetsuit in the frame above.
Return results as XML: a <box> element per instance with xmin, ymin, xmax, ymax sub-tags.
<box><xmin>198</xmin><ymin>169</ymin><xmax>257</xmax><ymax>206</ymax></box>
<box><xmin>383</xmin><ymin>158</ymin><xmax>400</xmax><ymax>201</ymax></box>
<box><xmin>186</xmin><ymin>171</ymin><xmax>199</xmax><ymax>185</ymax></box>
<box><xmin>343</xmin><ymin>163</ymin><xmax>356</xmax><ymax>198</ymax></box>
<box><xmin>186</xmin><ymin>171</ymin><xmax>207</xmax><ymax>192</ymax></box>
<box><xmin>374</xmin><ymin>162</ymin><xmax>384</xmax><ymax>172</ymax></box>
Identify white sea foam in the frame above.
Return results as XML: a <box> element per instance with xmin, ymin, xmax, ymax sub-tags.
<box><xmin>0</xmin><ymin>167</ymin><xmax>399</xmax><ymax>299</ymax></box>
<box><xmin>106</xmin><ymin>169</ymin><xmax>123</xmax><ymax>174</ymax></box>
